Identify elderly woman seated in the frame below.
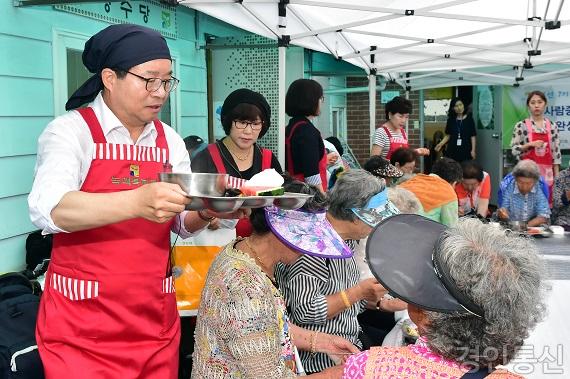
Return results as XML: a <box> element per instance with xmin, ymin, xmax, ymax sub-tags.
<box><xmin>399</xmin><ymin>157</ymin><xmax>463</xmax><ymax>227</ymax></box>
<box><xmin>363</xmin><ymin>155</ymin><xmax>404</xmax><ymax>186</ymax></box>
<box><xmin>338</xmin><ymin>215</ymin><xmax>546</xmax><ymax>378</ymax></box>
<box><xmin>498</xmin><ymin>159</ymin><xmax>550</xmax><ymax>226</ymax></box>
<box><xmin>354</xmin><ymin>186</ymin><xmax>422</xmax><ymax>347</ymax></box>
<box><xmin>455</xmin><ymin>160</ymin><xmax>491</xmax><ymax>218</ymax></box>
<box><xmin>275</xmin><ymin>169</ymin><xmax>390</xmax><ymax>374</ymax></box>
<box><xmin>552</xmin><ymin>165</ymin><xmax>570</xmax><ymax>230</ymax></box>
<box><xmin>192</xmin><ymin>181</ymin><xmax>360</xmax><ymax>378</ymax></box>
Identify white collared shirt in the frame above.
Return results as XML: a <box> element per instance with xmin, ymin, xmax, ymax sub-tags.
<box><xmin>28</xmin><ymin>93</ymin><xmax>195</xmax><ymax>236</ymax></box>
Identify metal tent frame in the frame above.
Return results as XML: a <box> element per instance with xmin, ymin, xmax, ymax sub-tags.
<box><xmin>181</xmin><ymin>0</ymin><xmax>569</xmax><ymax>164</ymax></box>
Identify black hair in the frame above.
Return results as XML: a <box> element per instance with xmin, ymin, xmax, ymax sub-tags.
<box><xmin>385</xmin><ymin>96</ymin><xmax>412</xmax><ymax>120</ymax></box>
<box><xmin>363</xmin><ymin>155</ymin><xmax>390</xmax><ymax>175</ymax></box>
<box><xmin>390</xmin><ymin>147</ymin><xmax>417</xmax><ymax>166</ymax></box>
<box><xmin>325</xmin><ymin>136</ymin><xmax>344</xmax><ymax>156</ymax></box>
<box><xmin>249</xmin><ymin>177</ymin><xmax>328</xmax><ymax>235</ymax></box>
<box><xmin>183</xmin><ymin>135</ymin><xmax>205</xmax><ymax>151</ymax></box>
<box><xmin>447</xmin><ymin>97</ymin><xmax>467</xmax><ymax>119</ymax></box>
<box><xmin>461</xmin><ymin>160</ymin><xmax>484</xmax><ymax>182</ymax></box>
<box><xmin>431</xmin><ymin>157</ymin><xmax>463</xmax><ymax>184</ymax></box>
<box><xmin>285</xmin><ymin>79</ymin><xmax>323</xmax><ymax>117</ymax></box>
<box><xmin>526</xmin><ymin>90</ymin><xmax>547</xmax><ymax>106</ymax></box>
<box><xmin>221</xmin><ymin>103</ymin><xmax>265</xmax><ymax>136</ymax></box>
<box><xmin>111</xmin><ymin>68</ymin><xmax>128</xmax><ymax>79</ymax></box>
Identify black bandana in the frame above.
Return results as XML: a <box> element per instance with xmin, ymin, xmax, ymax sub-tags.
<box><xmin>66</xmin><ymin>24</ymin><xmax>171</xmax><ymax>111</ymax></box>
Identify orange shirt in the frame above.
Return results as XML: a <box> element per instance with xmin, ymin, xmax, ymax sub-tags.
<box><xmin>455</xmin><ymin>171</ymin><xmax>491</xmax><ymax>213</ymax></box>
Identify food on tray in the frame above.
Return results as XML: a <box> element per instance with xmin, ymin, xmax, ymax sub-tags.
<box><xmin>240</xmin><ymin>169</ymin><xmax>285</xmax><ymax>197</ymax></box>
<box><xmin>526</xmin><ymin>227</ymin><xmax>543</xmax><ymax>235</ymax></box>
<box><xmin>241</xmin><ymin>186</ymin><xmax>285</xmax><ymax>196</ymax></box>
<box><xmin>223</xmin><ymin>188</ymin><xmax>242</xmax><ymax>197</ymax></box>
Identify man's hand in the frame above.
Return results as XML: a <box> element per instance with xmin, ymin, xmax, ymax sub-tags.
<box><xmin>497</xmin><ymin>207</ymin><xmax>509</xmax><ymax>220</ymax></box>
<box><xmin>133</xmin><ymin>182</ymin><xmax>189</xmax><ymax>223</ymax></box>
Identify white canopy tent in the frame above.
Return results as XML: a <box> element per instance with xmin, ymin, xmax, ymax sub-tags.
<box><xmin>180</xmin><ymin>0</ymin><xmax>570</xmax><ymax>164</ymax></box>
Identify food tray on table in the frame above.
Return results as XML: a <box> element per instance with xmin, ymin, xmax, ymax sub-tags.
<box><xmin>184</xmin><ymin>192</ymin><xmax>313</xmax><ymax>212</ymax></box>
<box><xmin>523</xmin><ymin>226</ymin><xmax>553</xmax><ymax>238</ymax></box>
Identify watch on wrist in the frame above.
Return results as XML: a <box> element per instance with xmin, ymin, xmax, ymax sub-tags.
<box><xmin>197</xmin><ymin>210</ymin><xmax>215</xmax><ymax>222</ymax></box>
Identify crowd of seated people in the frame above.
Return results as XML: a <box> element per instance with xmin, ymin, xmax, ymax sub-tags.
<box><xmin>187</xmin><ymin>133</ymin><xmax>558</xmax><ymax>378</ymax></box>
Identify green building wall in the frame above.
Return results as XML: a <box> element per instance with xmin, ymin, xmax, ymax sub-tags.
<box><xmin>0</xmin><ymin>3</ymin><xmax>246</xmax><ymax>273</ymax></box>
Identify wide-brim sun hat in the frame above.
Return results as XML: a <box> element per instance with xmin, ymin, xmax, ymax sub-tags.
<box><xmin>265</xmin><ymin>206</ymin><xmax>353</xmax><ymax>259</ymax></box>
<box><xmin>351</xmin><ymin>188</ymin><xmax>401</xmax><ymax>228</ymax></box>
<box><xmin>366</xmin><ymin>214</ymin><xmax>484</xmax><ymax>317</ymax></box>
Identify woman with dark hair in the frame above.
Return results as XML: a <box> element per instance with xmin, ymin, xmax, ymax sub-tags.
<box><xmin>371</xmin><ymin>96</ymin><xmax>429</xmax><ymax>159</ymax></box>
<box><xmin>285</xmin><ymin>79</ymin><xmax>328</xmax><ymax>193</ymax></box>
<box><xmin>389</xmin><ymin>147</ymin><xmax>418</xmax><ymax>174</ymax></box>
<box><xmin>435</xmin><ymin>97</ymin><xmax>477</xmax><ymax>162</ymax></box>
<box><xmin>510</xmin><ymin>90</ymin><xmax>561</xmax><ymax>198</ymax></box>
<box><xmin>454</xmin><ymin>160</ymin><xmax>491</xmax><ymax>217</ymax></box>
<box><xmin>192</xmin><ymin>88</ymin><xmax>282</xmax><ymax>237</ymax></box>
<box><xmin>192</xmin><ymin>182</ymin><xmax>359</xmax><ymax>378</ymax></box>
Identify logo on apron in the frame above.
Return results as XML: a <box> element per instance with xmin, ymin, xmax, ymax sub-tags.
<box><xmin>130</xmin><ymin>164</ymin><xmax>140</xmax><ymax>177</ymax></box>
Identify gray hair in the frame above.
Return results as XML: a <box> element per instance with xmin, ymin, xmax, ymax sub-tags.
<box><xmin>425</xmin><ymin>218</ymin><xmax>547</xmax><ymax>367</ymax></box>
<box><xmin>388</xmin><ymin>187</ymin><xmax>421</xmax><ymax>214</ymax></box>
<box><xmin>512</xmin><ymin>159</ymin><xmax>540</xmax><ymax>181</ymax></box>
<box><xmin>328</xmin><ymin>169</ymin><xmax>384</xmax><ymax>221</ymax></box>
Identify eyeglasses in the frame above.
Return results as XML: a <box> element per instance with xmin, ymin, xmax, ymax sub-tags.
<box><xmin>233</xmin><ymin>120</ymin><xmax>263</xmax><ymax>131</ymax></box>
<box><xmin>126</xmin><ymin>71</ymin><xmax>179</xmax><ymax>93</ymax></box>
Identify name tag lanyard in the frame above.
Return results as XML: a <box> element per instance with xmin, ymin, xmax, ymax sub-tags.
<box><xmin>456</xmin><ymin>118</ymin><xmax>463</xmax><ymax>146</ymax></box>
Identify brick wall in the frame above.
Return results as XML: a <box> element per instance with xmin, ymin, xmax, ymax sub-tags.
<box><xmin>347</xmin><ymin>77</ymin><xmax>421</xmax><ymax>165</ymax></box>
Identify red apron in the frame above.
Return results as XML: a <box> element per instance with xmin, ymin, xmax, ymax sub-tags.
<box><xmin>382</xmin><ymin>124</ymin><xmax>409</xmax><ymax>160</ymax></box>
<box><xmin>522</xmin><ymin>118</ymin><xmax>554</xmax><ymax>201</ymax></box>
<box><xmin>36</xmin><ymin>108</ymin><xmax>180</xmax><ymax>379</ymax></box>
<box><xmin>285</xmin><ymin>121</ymin><xmax>328</xmax><ymax>188</ymax></box>
<box><xmin>207</xmin><ymin>142</ymin><xmax>272</xmax><ymax>237</ymax></box>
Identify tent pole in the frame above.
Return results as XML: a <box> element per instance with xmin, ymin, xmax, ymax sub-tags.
<box><xmin>278</xmin><ymin>37</ymin><xmax>288</xmax><ymax>168</ymax></box>
<box><xmin>369</xmin><ymin>70</ymin><xmax>377</xmax><ymax>156</ymax></box>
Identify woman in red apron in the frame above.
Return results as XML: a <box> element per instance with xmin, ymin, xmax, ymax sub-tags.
<box><xmin>191</xmin><ymin>89</ymin><xmax>282</xmax><ymax>237</ymax></box>
<box><xmin>511</xmin><ymin>90</ymin><xmax>561</xmax><ymax>201</ymax></box>
<box><xmin>371</xmin><ymin>96</ymin><xmax>430</xmax><ymax>160</ymax></box>
<box><xmin>284</xmin><ymin>79</ymin><xmax>328</xmax><ymax>193</ymax></box>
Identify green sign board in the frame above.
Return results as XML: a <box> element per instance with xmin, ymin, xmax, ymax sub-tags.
<box><xmin>55</xmin><ymin>0</ymin><xmax>177</xmax><ymax>39</ymax></box>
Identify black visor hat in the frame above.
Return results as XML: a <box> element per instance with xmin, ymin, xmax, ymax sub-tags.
<box><xmin>366</xmin><ymin>214</ymin><xmax>484</xmax><ymax>317</ymax></box>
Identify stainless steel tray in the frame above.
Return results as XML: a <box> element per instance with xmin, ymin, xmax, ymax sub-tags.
<box><xmin>185</xmin><ymin>192</ymin><xmax>313</xmax><ymax>212</ymax></box>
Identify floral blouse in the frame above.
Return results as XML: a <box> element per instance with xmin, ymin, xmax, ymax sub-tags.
<box><xmin>343</xmin><ymin>337</ymin><xmax>524</xmax><ymax>379</ymax></box>
<box><xmin>511</xmin><ymin>118</ymin><xmax>562</xmax><ymax>164</ymax></box>
<box><xmin>191</xmin><ymin>241</ymin><xmax>297</xmax><ymax>378</ymax></box>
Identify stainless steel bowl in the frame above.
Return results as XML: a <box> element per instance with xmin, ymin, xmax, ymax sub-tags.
<box><xmin>241</xmin><ymin>196</ymin><xmax>275</xmax><ymax>208</ymax></box>
<box><xmin>159</xmin><ymin>173</ymin><xmax>228</xmax><ymax>196</ymax></box>
<box><xmin>202</xmin><ymin>197</ymin><xmax>245</xmax><ymax>213</ymax></box>
<box><xmin>273</xmin><ymin>193</ymin><xmax>313</xmax><ymax>210</ymax></box>
<box><xmin>507</xmin><ymin>220</ymin><xmax>527</xmax><ymax>232</ymax></box>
